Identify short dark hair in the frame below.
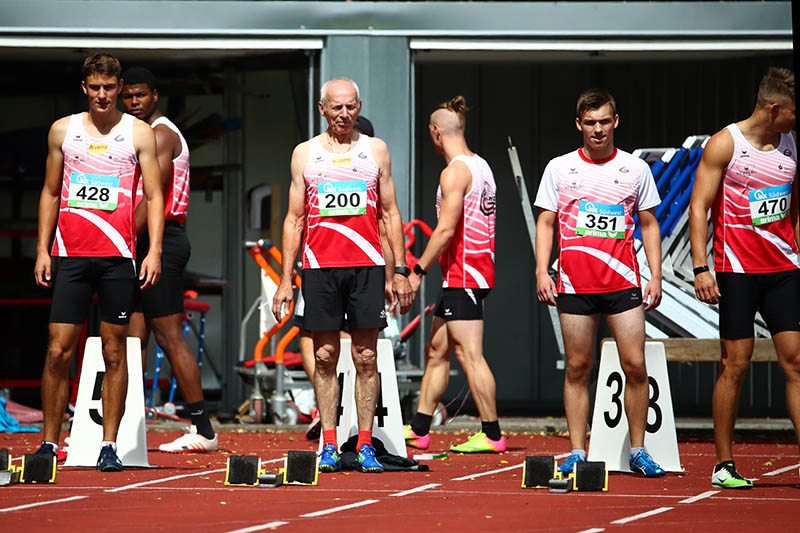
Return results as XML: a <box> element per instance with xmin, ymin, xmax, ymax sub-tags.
<box><xmin>122</xmin><ymin>66</ymin><xmax>158</xmax><ymax>91</ymax></box>
<box><xmin>576</xmin><ymin>88</ymin><xmax>616</xmax><ymax>119</ymax></box>
<box><xmin>82</xmin><ymin>52</ymin><xmax>122</xmax><ymax>81</ymax></box>
<box><xmin>354</xmin><ymin>116</ymin><xmax>374</xmax><ymax>137</ymax></box>
<box><xmin>757</xmin><ymin>67</ymin><xmax>794</xmax><ymax>108</ymax></box>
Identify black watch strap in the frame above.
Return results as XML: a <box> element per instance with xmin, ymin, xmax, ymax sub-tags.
<box><xmin>394</xmin><ymin>266</ymin><xmax>411</xmax><ymax>277</ymax></box>
<box><xmin>693</xmin><ymin>265</ymin><xmax>710</xmax><ymax>276</ymax></box>
<box><xmin>413</xmin><ymin>263</ymin><xmax>427</xmax><ymax>276</ymax></box>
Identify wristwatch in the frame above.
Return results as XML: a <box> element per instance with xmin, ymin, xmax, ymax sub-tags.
<box><xmin>693</xmin><ymin>265</ymin><xmax>710</xmax><ymax>276</ymax></box>
<box><xmin>413</xmin><ymin>264</ymin><xmax>427</xmax><ymax>276</ymax></box>
<box><xmin>394</xmin><ymin>266</ymin><xmax>411</xmax><ymax>277</ymax></box>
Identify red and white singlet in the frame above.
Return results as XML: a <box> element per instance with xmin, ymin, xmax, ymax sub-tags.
<box><xmin>134</xmin><ymin>116</ymin><xmax>190</xmax><ymax>223</ymax></box>
<box><xmin>711</xmin><ymin>124</ymin><xmax>798</xmax><ymax>273</ymax></box>
<box><xmin>534</xmin><ymin>148</ymin><xmax>661</xmax><ymax>294</ymax></box>
<box><xmin>302</xmin><ymin>134</ymin><xmax>384</xmax><ymax>269</ymax></box>
<box><xmin>436</xmin><ymin>154</ymin><xmax>496</xmax><ymax>289</ymax></box>
<box><xmin>52</xmin><ymin>113</ymin><xmax>139</xmax><ymax>258</ymax></box>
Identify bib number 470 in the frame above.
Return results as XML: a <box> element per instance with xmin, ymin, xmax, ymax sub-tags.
<box><xmin>603</xmin><ymin>371</ymin><xmax>663</xmax><ymax>433</ymax></box>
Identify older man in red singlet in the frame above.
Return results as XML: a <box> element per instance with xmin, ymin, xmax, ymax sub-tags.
<box><xmin>33</xmin><ymin>53</ymin><xmax>164</xmax><ymax>472</ymax></box>
<box><xmin>690</xmin><ymin>67</ymin><xmax>800</xmax><ymax>489</ymax></box>
<box><xmin>273</xmin><ymin>78</ymin><xmax>413</xmax><ymax>473</ymax></box>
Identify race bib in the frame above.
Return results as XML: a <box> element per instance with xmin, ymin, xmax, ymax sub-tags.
<box><xmin>67</xmin><ymin>172</ymin><xmax>120</xmax><ymax>211</ymax></box>
<box><xmin>576</xmin><ymin>200</ymin><xmax>625</xmax><ymax>239</ymax></box>
<box><xmin>749</xmin><ymin>183</ymin><xmax>790</xmax><ymax>226</ymax></box>
<box><xmin>318</xmin><ymin>181</ymin><xmax>367</xmax><ymax>216</ymax></box>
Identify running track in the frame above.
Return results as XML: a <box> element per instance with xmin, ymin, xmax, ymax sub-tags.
<box><xmin>1</xmin><ymin>431</ymin><xmax>798</xmax><ymax>532</ymax></box>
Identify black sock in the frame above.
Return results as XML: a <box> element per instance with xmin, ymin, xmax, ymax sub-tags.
<box><xmin>187</xmin><ymin>401</ymin><xmax>215</xmax><ymax>440</ymax></box>
<box><xmin>482</xmin><ymin>420</ymin><xmax>501</xmax><ymax>441</ymax></box>
<box><xmin>411</xmin><ymin>412</ymin><xmax>433</xmax><ymax>437</ymax></box>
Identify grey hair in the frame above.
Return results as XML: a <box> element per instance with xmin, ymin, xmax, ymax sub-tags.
<box><xmin>320</xmin><ymin>77</ymin><xmax>360</xmax><ymax>104</ymax></box>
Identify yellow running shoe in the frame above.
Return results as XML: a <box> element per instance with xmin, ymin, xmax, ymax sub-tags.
<box><xmin>449</xmin><ymin>432</ymin><xmax>506</xmax><ymax>453</ymax></box>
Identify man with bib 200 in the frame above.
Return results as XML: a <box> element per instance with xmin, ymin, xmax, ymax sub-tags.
<box><xmin>33</xmin><ymin>53</ymin><xmax>164</xmax><ymax>472</ymax></box>
<box><xmin>273</xmin><ymin>78</ymin><xmax>414</xmax><ymax>473</ymax></box>
<box><xmin>404</xmin><ymin>96</ymin><xmax>506</xmax><ymax>454</ymax></box>
<box><xmin>690</xmin><ymin>67</ymin><xmax>800</xmax><ymax>489</ymax></box>
<box><xmin>534</xmin><ymin>88</ymin><xmax>666</xmax><ymax>477</ymax></box>
<box><xmin>121</xmin><ymin>66</ymin><xmax>218</xmax><ymax>453</ymax></box>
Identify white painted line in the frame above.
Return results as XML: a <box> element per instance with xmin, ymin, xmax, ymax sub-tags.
<box><xmin>451</xmin><ymin>453</ymin><xmax>570</xmax><ymax>481</ymax></box>
<box><xmin>577</xmin><ymin>529</ymin><xmax>605</xmax><ymax>533</ymax></box>
<box><xmin>300</xmin><ymin>499</ymin><xmax>379</xmax><ymax>518</ymax></box>
<box><xmin>762</xmin><ymin>463</ymin><xmax>800</xmax><ymax>477</ymax></box>
<box><xmin>611</xmin><ymin>507</ymin><xmax>674</xmax><ymax>525</ymax></box>
<box><xmin>679</xmin><ymin>490</ymin><xmax>719</xmax><ymax>504</ymax></box>
<box><xmin>225</xmin><ymin>521</ymin><xmax>289</xmax><ymax>533</ymax></box>
<box><xmin>0</xmin><ymin>495</ymin><xmax>88</xmax><ymax>513</ymax></box>
<box><xmin>105</xmin><ymin>467</ymin><xmax>227</xmax><ymax>493</ymax></box>
<box><xmin>389</xmin><ymin>483</ymin><xmax>440</xmax><ymax>497</ymax></box>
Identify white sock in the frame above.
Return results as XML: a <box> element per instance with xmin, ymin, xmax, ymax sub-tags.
<box><xmin>571</xmin><ymin>449</ymin><xmax>586</xmax><ymax>460</ymax></box>
<box><xmin>630</xmin><ymin>446</ymin><xmax>645</xmax><ymax>457</ymax></box>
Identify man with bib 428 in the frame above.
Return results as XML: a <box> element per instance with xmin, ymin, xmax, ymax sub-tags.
<box><xmin>273</xmin><ymin>78</ymin><xmax>414</xmax><ymax>473</ymax></box>
<box><xmin>534</xmin><ymin>88</ymin><xmax>666</xmax><ymax>477</ymax></box>
<box><xmin>690</xmin><ymin>67</ymin><xmax>800</xmax><ymax>489</ymax></box>
<box><xmin>33</xmin><ymin>53</ymin><xmax>165</xmax><ymax>472</ymax></box>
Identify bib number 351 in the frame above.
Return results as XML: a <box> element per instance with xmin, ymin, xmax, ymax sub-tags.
<box><xmin>603</xmin><ymin>371</ymin><xmax>663</xmax><ymax>433</ymax></box>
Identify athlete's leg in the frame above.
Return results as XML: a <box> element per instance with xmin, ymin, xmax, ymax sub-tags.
<box><xmin>447</xmin><ymin>319</ymin><xmax>497</xmax><ymax>421</ymax></box>
<box><xmin>98</xmin><ymin>320</ymin><xmax>129</xmax><ymax>442</ymax></box>
<box><xmin>128</xmin><ymin>311</ymin><xmax>150</xmax><ymax>370</ymax></box>
<box><xmin>606</xmin><ymin>305</ymin><xmax>648</xmax><ymax>448</ymax></box>
<box><xmin>313</xmin><ymin>330</ymin><xmax>342</xmax><ymax>430</ymax></box>
<box><xmin>772</xmin><ymin>330</ymin><xmax>800</xmax><ymax>453</ymax></box>
<box><xmin>416</xmin><ymin>317</ymin><xmax>452</xmax><ymax>416</ymax></box>
<box><xmin>299</xmin><ymin>329</ymin><xmax>314</xmax><ymax>379</ymax></box>
<box><xmin>560</xmin><ymin>312</ymin><xmax>601</xmax><ymax>451</ymax></box>
<box><xmin>41</xmin><ymin>322</ymin><xmax>84</xmax><ymax>444</ymax></box>
<box><xmin>149</xmin><ymin>312</ymin><xmax>202</xmax><ymax>404</ymax></box>
<box><xmin>713</xmin><ymin>338</ymin><xmax>754</xmax><ymax>463</ymax></box>
<box><xmin>350</xmin><ymin>327</ymin><xmax>381</xmax><ymax>431</ymax></box>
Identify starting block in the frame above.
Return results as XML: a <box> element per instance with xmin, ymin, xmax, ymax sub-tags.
<box><xmin>521</xmin><ymin>455</ymin><xmax>607</xmax><ymax>493</ymax></box>
<box><xmin>225</xmin><ymin>451</ymin><xmax>318</xmax><ymax>487</ymax></box>
<box><xmin>0</xmin><ymin>449</ymin><xmax>57</xmax><ymax>485</ymax></box>
<box><xmin>521</xmin><ymin>455</ymin><xmax>556</xmax><ymax>488</ymax></box>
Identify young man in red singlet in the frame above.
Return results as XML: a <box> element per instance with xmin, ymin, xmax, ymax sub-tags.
<box><xmin>121</xmin><ymin>66</ymin><xmax>217</xmax><ymax>453</ymax></box>
<box><xmin>273</xmin><ymin>78</ymin><xmax>414</xmax><ymax>473</ymax></box>
<box><xmin>690</xmin><ymin>67</ymin><xmax>800</xmax><ymax>489</ymax></box>
<box><xmin>404</xmin><ymin>96</ymin><xmax>505</xmax><ymax>453</ymax></box>
<box><xmin>34</xmin><ymin>53</ymin><xmax>164</xmax><ymax>471</ymax></box>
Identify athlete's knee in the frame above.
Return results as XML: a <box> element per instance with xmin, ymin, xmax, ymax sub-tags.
<box><xmin>152</xmin><ymin>327</ymin><xmax>189</xmax><ymax>358</ymax></box>
<box><xmin>314</xmin><ymin>345</ymin><xmax>338</xmax><ymax>373</ymax></box>
<box><xmin>620</xmin><ymin>357</ymin><xmax>647</xmax><ymax>385</ymax></box>
<box><xmin>45</xmin><ymin>341</ymin><xmax>74</xmax><ymax>372</ymax></box>
<box><xmin>564</xmin><ymin>356</ymin><xmax>592</xmax><ymax>383</ymax></box>
<box><xmin>719</xmin><ymin>357</ymin><xmax>750</xmax><ymax>382</ymax></box>
<box><xmin>779</xmin><ymin>351</ymin><xmax>800</xmax><ymax>380</ymax></box>
<box><xmin>352</xmin><ymin>345</ymin><xmax>377</xmax><ymax>374</ymax></box>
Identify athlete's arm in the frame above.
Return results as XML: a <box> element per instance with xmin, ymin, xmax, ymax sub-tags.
<box><xmin>638</xmin><ymin>208</ymin><xmax>662</xmax><ymax>311</ymax></box>
<box><xmin>378</xmin><ymin>218</ymin><xmax>395</xmax><ymax>304</ymax></box>
<box><xmin>135</xmin><ymin>124</ymin><xmax>178</xmax><ymax>235</ymax></box>
<box><xmin>791</xmin><ymin>131</ymin><xmax>799</xmax><ymax>248</ymax></box>
<box><xmin>135</xmin><ymin>119</ymin><xmax>165</xmax><ymax>289</ymax></box>
<box><xmin>373</xmin><ymin>137</ymin><xmax>414</xmax><ymax>315</ymax></box>
<box><xmin>408</xmin><ymin>162</ymin><xmax>470</xmax><ymax>294</ymax></box>
<box><xmin>534</xmin><ymin>209</ymin><xmax>558</xmax><ymax>306</ymax></box>
<box><xmin>34</xmin><ymin>118</ymin><xmax>69</xmax><ymax>288</ymax></box>
<box><xmin>272</xmin><ymin>142</ymin><xmax>308</xmax><ymax>322</ymax></box>
<box><xmin>689</xmin><ymin>130</ymin><xmax>732</xmax><ymax>304</ymax></box>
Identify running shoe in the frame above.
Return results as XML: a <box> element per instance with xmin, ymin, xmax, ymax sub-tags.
<box><xmin>318</xmin><ymin>443</ymin><xmax>341</xmax><ymax>473</ymax></box>
<box><xmin>711</xmin><ymin>461</ymin><xmax>753</xmax><ymax>489</ymax></box>
<box><xmin>158</xmin><ymin>425</ymin><xmax>219</xmax><ymax>453</ymax></box>
<box><xmin>557</xmin><ymin>452</ymin><xmax>586</xmax><ymax>474</ymax></box>
<box><xmin>403</xmin><ymin>425</ymin><xmax>431</xmax><ymax>450</ymax></box>
<box><xmin>34</xmin><ymin>442</ymin><xmax>57</xmax><ymax>457</ymax></box>
<box><xmin>305</xmin><ymin>408</ymin><xmax>321</xmax><ymax>441</ymax></box>
<box><xmin>449</xmin><ymin>432</ymin><xmax>506</xmax><ymax>453</ymax></box>
<box><xmin>356</xmin><ymin>444</ymin><xmax>384</xmax><ymax>473</ymax></box>
<box><xmin>629</xmin><ymin>449</ymin><xmax>666</xmax><ymax>477</ymax></box>
<box><xmin>96</xmin><ymin>444</ymin><xmax>123</xmax><ymax>472</ymax></box>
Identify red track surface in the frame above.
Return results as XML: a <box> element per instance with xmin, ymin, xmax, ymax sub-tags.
<box><xmin>1</xmin><ymin>430</ymin><xmax>798</xmax><ymax>532</ymax></box>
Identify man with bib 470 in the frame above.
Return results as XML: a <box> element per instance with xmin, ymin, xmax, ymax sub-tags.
<box><xmin>33</xmin><ymin>53</ymin><xmax>165</xmax><ymax>472</ymax></box>
<box><xmin>690</xmin><ymin>67</ymin><xmax>800</xmax><ymax>489</ymax></box>
<box><xmin>273</xmin><ymin>77</ymin><xmax>414</xmax><ymax>473</ymax></box>
<box><xmin>534</xmin><ymin>88</ymin><xmax>666</xmax><ymax>477</ymax></box>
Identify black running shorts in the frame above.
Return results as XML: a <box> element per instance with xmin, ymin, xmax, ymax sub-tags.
<box><xmin>556</xmin><ymin>287</ymin><xmax>643</xmax><ymax>316</ymax></box>
<box><xmin>135</xmin><ymin>221</ymin><xmax>191</xmax><ymax>318</ymax></box>
<box><xmin>717</xmin><ymin>270</ymin><xmax>800</xmax><ymax>339</ymax></box>
<box><xmin>50</xmin><ymin>257</ymin><xmax>138</xmax><ymax>325</ymax></box>
<box><xmin>433</xmin><ymin>288</ymin><xmax>491</xmax><ymax>321</ymax></box>
<box><xmin>301</xmin><ymin>266</ymin><xmax>386</xmax><ymax>331</ymax></box>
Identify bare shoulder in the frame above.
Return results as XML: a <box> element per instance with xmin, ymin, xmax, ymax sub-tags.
<box><xmin>440</xmin><ymin>160</ymin><xmax>471</xmax><ymax>192</ymax></box>
<box><xmin>368</xmin><ymin>136</ymin><xmax>390</xmax><ymax>162</ymax></box>
<box><xmin>153</xmin><ymin>122</ymin><xmax>179</xmax><ymax>143</ymax></box>
<box><xmin>702</xmin><ymin>128</ymin><xmax>734</xmax><ymax>165</ymax></box>
<box><xmin>48</xmin><ymin>116</ymin><xmax>71</xmax><ymax>145</ymax></box>
<box><xmin>291</xmin><ymin>139</ymin><xmax>312</xmax><ymax>161</ymax></box>
<box><xmin>132</xmin><ymin>117</ymin><xmax>156</xmax><ymax>145</ymax></box>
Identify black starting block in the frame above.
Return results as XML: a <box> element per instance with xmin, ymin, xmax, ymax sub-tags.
<box><xmin>521</xmin><ymin>456</ymin><xmax>556</xmax><ymax>489</ymax></box>
<box><xmin>546</xmin><ymin>461</ymin><xmax>608</xmax><ymax>493</ymax></box>
<box><xmin>225</xmin><ymin>451</ymin><xmax>318</xmax><ymax>487</ymax></box>
<box><xmin>0</xmin><ymin>450</ymin><xmax>57</xmax><ymax>485</ymax></box>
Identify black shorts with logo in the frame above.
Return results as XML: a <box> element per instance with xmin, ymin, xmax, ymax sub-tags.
<box><xmin>433</xmin><ymin>288</ymin><xmax>491</xmax><ymax>321</ymax></box>
<box><xmin>301</xmin><ymin>266</ymin><xmax>386</xmax><ymax>331</ymax></box>
<box><xmin>556</xmin><ymin>287</ymin><xmax>643</xmax><ymax>316</ymax></box>
<box><xmin>135</xmin><ymin>221</ymin><xmax>191</xmax><ymax>318</ymax></box>
<box><xmin>50</xmin><ymin>257</ymin><xmax>138</xmax><ymax>325</ymax></box>
<box><xmin>717</xmin><ymin>270</ymin><xmax>800</xmax><ymax>339</ymax></box>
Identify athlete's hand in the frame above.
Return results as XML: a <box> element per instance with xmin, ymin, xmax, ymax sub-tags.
<box><xmin>694</xmin><ymin>270</ymin><xmax>720</xmax><ymax>304</ymax></box>
<box><xmin>139</xmin><ymin>252</ymin><xmax>162</xmax><ymax>290</ymax></box>
<box><xmin>34</xmin><ymin>252</ymin><xmax>53</xmax><ymax>288</ymax></box>
<box><xmin>536</xmin><ymin>272</ymin><xmax>558</xmax><ymax>306</ymax></box>
<box><xmin>385</xmin><ymin>279</ymin><xmax>395</xmax><ymax>308</ymax></box>
<box><xmin>393</xmin><ymin>273</ymin><xmax>415</xmax><ymax>314</ymax></box>
<box><xmin>272</xmin><ymin>280</ymin><xmax>294</xmax><ymax>322</ymax></box>
<box><xmin>408</xmin><ymin>272</ymin><xmax>422</xmax><ymax>293</ymax></box>
<box><xmin>643</xmin><ymin>276</ymin><xmax>662</xmax><ymax>312</ymax></box>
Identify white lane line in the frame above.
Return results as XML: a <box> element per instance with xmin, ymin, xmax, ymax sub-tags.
<box><xmin>389</xmin><ymin>483</ymin><xmax>441</xmax><ymax>497</ymax></box>
<box><xmin>679</xmin><ymin>490</ymin><xmax>719</xmax><ymax>504</ymax></box>
<box><xmin>451</xmin><ymin>453</ymin><xmax>570</xmax><ymax>482</ymax></box>
<box><xmin>762</xmin><ymin>463</ymin><xmax>800</xmax><ymax>477</ymax></box>
<box><xmin>225</xmin><ymin>521</ymin><xmax>289</xmax><ymax>533</ymax></box>
<box><xmin>577</xmin><ymin>529</ymin><xmax>605</xmax><ymax>533</ymax></box>
<box><xmin>610</xmin><ymin>507</ymin><xmax>674</xmax><ymax>525</ymax></box>
<box><xmin>300</xmin><ymin>499</ymin><xmax>379</xmax><ymax>518</ymax></box>
<box><xmin>0</xmin><ymin>495</ymin><xmax>88</xmax><ymax>513</ymax></box>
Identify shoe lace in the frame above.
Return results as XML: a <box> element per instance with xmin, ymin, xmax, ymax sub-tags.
<box><xmin>634</xmin><ymin>451</ymin><xmax>657</xmax><ymax>469</ymax></box>
<box><xmin>359</xmin><ymin>445</ymin><xmax>375</xmax><ymax>458</ymax></box>
<box><xmin>564</xmin><ymin>453</ymin><xmax>583</xmax><ymax>467</ymax></box>
<box><xmin>720</xmin><ymin>464</ymin><xmax>746</xmax><ymax>480</ymax></box>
